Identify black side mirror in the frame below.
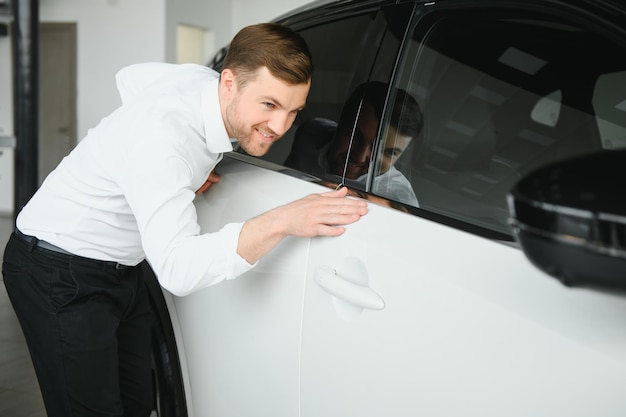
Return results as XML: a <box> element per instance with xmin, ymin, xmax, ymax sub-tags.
<box><xmin>507</xmin><ymin>149</ymin><xmax>626</xmax><ymax>290</ymax></box>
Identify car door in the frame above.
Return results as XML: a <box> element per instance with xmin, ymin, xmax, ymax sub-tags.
<box><xmin>299</xmin><ymin>2</ymin><xmax>626</xmax><ymax>415</ymax></box>
<box><xmin>174</xmin><ymin>157</ymin><xmax>321</xmax><ymax>417</ymax></box>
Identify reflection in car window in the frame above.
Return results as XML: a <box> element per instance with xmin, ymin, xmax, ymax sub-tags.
<box><xmin>390</xmin><ymin>9</ymin><xmax>626</xmax><ymax>235</ymax></box>
<box><xmin>595</xmin><ymin>71</ymin><xmax>626</xmax><ymax>149</ymax></box>
<box><xmin>257</xmin><ymin>10</ymin><xmax>387</xmax><ymax>167</ymax></box>
<box><xmin>286</xmin><ymin>82</ymin><xmax>423</xmax><ymax>207</ymax></box>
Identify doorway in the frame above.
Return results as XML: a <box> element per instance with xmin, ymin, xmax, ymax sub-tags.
<box><xmin>39</xmin><ymin>22</ymin><xmax>76</xmax><ymax>185</ymax></box>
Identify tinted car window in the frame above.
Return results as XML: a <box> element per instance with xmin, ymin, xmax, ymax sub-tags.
<box><xmin>386</xmin><ymin>7</ymin><xmax>626</xmax><ymax>235</ymax></box>
<box><xmin>257</xmin><ymin>9</ymin><xmax>391</xmax><ymax>168</ymax></box>
<box><xmin>279</xmin><ymin>6</ymin><xmax>415</xmax><ymax>200</ymax></box>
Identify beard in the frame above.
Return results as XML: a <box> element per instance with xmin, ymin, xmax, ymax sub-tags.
<box><xmin>327</xmin><ymin>148</ymin><xmax>368</xmax><ymax>179</ymax></box>
<box><xmin>235</xmin><ymin>128</ymin><xmax>274</xmax><ymax>157</ymax></box>
<box><xmin>225</xmin><ymin>98</ymin><xmax>278</xmax><ymax>157</ymax></box>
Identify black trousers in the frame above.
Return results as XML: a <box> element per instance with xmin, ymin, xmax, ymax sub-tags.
<box><xmin>2</xmin><ymin>232</ymin><xmax>153</xmax><ymax>417</ymax></box>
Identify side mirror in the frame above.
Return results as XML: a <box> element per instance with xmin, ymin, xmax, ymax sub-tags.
<box><xmin>507</xmin><ymin>149</ymin><xmax>626</xmax><ymax>290</ymax></box>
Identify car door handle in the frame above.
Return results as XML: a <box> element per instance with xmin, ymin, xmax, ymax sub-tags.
<box><xmin>314</xmin><ymin>265</ymin><xmax>385</xmax><ymax>310</ymax></box>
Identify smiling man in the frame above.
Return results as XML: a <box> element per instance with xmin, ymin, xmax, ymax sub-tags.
<box><xmin>222</xmin><ymin>66</ymin><xmax>309</xmax><ymax>156</ymax></box>
<box><xmin>2</xmin><ymin>23</ymin><xmax>367</xmax><ymax>417</ymax></box>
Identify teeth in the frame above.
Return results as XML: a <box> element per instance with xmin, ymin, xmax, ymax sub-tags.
<box><xmin>257</xmin><ymin>128</ymin><xmax>272</xmax><ymax>138</ymax></box>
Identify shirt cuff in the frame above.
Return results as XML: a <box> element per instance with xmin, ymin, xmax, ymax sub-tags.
<box><xmin>223</xmin><ymin>222</ymin><xmax>257</xmax><ymax>279</ymax></box>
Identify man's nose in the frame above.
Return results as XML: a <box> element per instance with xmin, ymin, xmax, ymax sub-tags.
<box><xmin>351</xmin><ymin>141</ymin><xmax>372</xmax><ymax>163</ymax></box>
<box><xmin>268</xmin><ymin>111</ymin><xmax>293</xmax><ymax>136</ymax></box>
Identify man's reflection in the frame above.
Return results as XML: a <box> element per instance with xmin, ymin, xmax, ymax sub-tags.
<box><xmin>286</xmin><ymin>81</ymin><xmax>423</xmax><ymax>206</ymax></box>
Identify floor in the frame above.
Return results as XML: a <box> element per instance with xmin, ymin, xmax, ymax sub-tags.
<box><xmin>0</xmin><ymin>215</ymin><xmax>47</xmax><ymax>417</ymax></box>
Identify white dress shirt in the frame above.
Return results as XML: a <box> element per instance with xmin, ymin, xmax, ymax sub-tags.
<box><xmin>17</xmin><ymin>63</ymin><xmax>255</xmax><ymax>296</ymax></box>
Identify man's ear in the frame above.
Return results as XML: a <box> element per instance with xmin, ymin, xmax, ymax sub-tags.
<box><xmin>220</xmin><ymin>68</ymin><xmax>236</xmax><ymax>94</ymax></box>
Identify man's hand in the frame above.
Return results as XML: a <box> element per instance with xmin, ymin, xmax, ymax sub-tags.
<box><xmin>272</xmin><ymin>186</ymin><xmax>367</xmax><ymax>237</ymax></box>
<box><xmin>237</xmin><ymin>186</ymin><xmax>367</xmax><ymax>264</ymax></box>
<box><xmin>195</xmin><ymin>171</ymin><xmax>221</xmax><ymax>194</ymax></box>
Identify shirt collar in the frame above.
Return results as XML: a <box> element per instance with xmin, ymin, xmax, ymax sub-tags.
<box><xmin>201</xmin><ymin>77</ymin><xmax>234</xmax><ymax>154</ymax></box>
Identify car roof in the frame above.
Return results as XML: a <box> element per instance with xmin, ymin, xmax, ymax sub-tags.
<box><xmin>272</xmin><ymin>0</ymin><xmax>625</xmax><ymax>37</ymax></box>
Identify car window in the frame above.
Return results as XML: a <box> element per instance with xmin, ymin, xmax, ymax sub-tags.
<box><xmin>252</xmin><ymin>9</ymin><xmax>389</xmax><ymax>169</ymax></box>
<box><xmin>385</xmin><ymin>7</ymin><xmax>626</xmax><ymax>235</ymax></box>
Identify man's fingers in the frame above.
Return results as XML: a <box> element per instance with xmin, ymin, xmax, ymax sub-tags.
<box><xmin>327</xmin><ymin>195</ymin><xmax>368</xmax><ymax>217</ymax></box>
<box><xmin>304</xmin><ymin>189</ymin><xmax>368</xmax><ymax>232</ymax></box>
<box><xmin>195</xmin><ymin>171</ymin><xmax>220</xmax><ymax>194</ymax></box>
<box><xmin>316</xmin><ymin>225</ymin><xmax>346</xmax><ymax>237</ymax></box>
<box><xmin>320</xmin><ymin>186</ymin><xmax>349</xmax><ymax>198</ymax></box>
<box><xmin>208</xmin><ymin>171</ymin><xmax>220</xmax><ymax>183</ymax></box>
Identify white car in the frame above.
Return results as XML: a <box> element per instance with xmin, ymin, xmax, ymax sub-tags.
<box><xmin>145</xmin><ymin>0</ymin><xmax>626</xmax><ymax>416</ymax></box>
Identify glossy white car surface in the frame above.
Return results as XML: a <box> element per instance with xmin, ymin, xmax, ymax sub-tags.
<box><xmin>166</xmin><ymin>156</ymin><xmax>626</xmax><ymax>416</ymax></box>
<box><xmin>158</xmin><ymin>0</ymin><xmax>626</xmax><ymax>415</ymax></box>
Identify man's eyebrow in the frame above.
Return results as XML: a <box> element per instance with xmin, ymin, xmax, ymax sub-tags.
<box><xmin>385</xmin><ymin>146</ymin><xmax>404</xmax><ymax>154</ymax></box>
<box><xmin>260</xmin><ymin>95</ymin><xmax>306</xmax><ymax>112</ymax></box>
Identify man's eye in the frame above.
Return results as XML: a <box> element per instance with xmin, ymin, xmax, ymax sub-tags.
<box><xmin>384</xmin><ymin>148</ymin><xmax>401</xmax><ymax>158</ymax></box>
<box><xmin>263</xmin><ymin>102</ymin><xmax>276</xmax><ymax>109</ymax></box>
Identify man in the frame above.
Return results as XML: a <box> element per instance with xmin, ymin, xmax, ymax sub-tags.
<box><xmin>285</xmin><ymin>81</ymin><xmax>423</xmax><ymax>206</ymax></box>
<box><xmin>2</xmin><ymin>23</ymin><xmax>367</xmax><ymax>417</ymax></box>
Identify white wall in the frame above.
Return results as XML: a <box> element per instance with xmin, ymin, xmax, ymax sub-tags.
<box><xmin>37</xmin><ymin>0</ymin><xmax>312</xmax><ymax>141</ymax></box>
<box><xmin>166</xmin><ymin>0</ymin><xmax>314</xmax><ymax>68</ymax></box>
<box><xmin>165</xmin><ymin>0</ymin><xmax>225</xmax><ymax>65</ymax></box>
<box><xmin>4</xmin><ymin>0</ymin><xmax>315</xmax><ymax>141</ymax></box>
<box><xmin>40</xmin><ymin>0</ymin><xmax>166</xmax><ymax>140</ymax></box>
<box><xmin>230</xmin><ymin>0</ymin><xmax>313</xmax><ymax>42</ymax></box>
<box><xmin>0</xmin><ymin>0</ymin><xmax>312</xmax><ymax>212</ymax></box>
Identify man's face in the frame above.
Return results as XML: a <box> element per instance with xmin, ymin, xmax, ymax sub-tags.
<box><xmin>327</xmin><ymin>103</ymin><xmax>378</xmax><ymax>179</ymax></box>
<box><xmin>222</xmin><ymin>67</ymin><xmax>310</xmax><ymax>157</ymax></box>
<box><xmin>379</xmin><ymin>126</ymin><xmax>412</xmax><ymax>174</ymax></box>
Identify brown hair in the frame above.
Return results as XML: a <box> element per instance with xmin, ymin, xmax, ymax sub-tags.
<box><xmin>222</xmin><ymin>23</ymin><xmax>313</xmax><ymax>88</ymax></box>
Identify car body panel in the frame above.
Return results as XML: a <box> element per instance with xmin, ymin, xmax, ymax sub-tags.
<box><xmin>172</xmin><ymin>156</ymin><xmax>626</xmax><ymax>416</ymax></box>
<box><xmin>171</xmin><ymin>158</ymin><xmax>323</xmax><ymax>416</ymax></box>
<box><xmin>301</xmin><ymin>196</ymin><xmax>626</xmax><ymax>415</ymax></box>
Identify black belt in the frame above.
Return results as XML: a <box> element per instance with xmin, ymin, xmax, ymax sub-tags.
<box><xmin>15</xmin><ymin>229</ymin><xmax>74</xmax><ymax>255</ymax></box>
<box><xmin>14</xmin><ymin>229</ymin><xmax>130</xmax><ymax>270</ymax></box>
